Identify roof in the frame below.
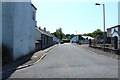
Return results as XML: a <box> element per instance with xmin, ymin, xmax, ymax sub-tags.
<box><xmin>107</xmin><ymin>25</ymin><xmax>120</xmax><ymax>30</ymax></box>
<box><xmin>31</xmin><ymin>4</ymin><xmax>37</xmax><ymax>10</ymax></box>
<box><xmin>82</xmin><ymin>36</ymin><xmax>94</xmax><ymax>40</ymax></box>
<box><xmin>35</xmin><ymin>27</ymin><xmax>52</xmax><ymax>37</ymax></box>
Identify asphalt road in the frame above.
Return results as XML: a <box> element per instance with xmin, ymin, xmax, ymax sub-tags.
<box><xmin>9</xmin><ymin>43</ymin><xmax>118</xmax><ymax>78</ymax></box>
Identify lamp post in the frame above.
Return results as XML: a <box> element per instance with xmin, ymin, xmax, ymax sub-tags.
<box><xmin>95</xmin><ymin>3</ymin><xmax>106</xmax><ymax>51</ymax></box>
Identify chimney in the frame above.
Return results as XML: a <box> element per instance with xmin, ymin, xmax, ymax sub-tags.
<box><xmin>43</xmin><ymin>27</ymin><xmax>46</xmax><ymax>32</ymax></box>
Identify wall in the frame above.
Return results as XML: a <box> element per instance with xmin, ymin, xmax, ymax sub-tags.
<box><xmin>35</xmin><ymin>28</ymin><xmax>41</xmax><ymax>41</ymax></box>
<box><xmin>41</xmin><ymin>33</ymin><xmax>53</xmax><ymax>49</ymax></box>
<box><xmin>70</xmin><ymin>36</ymin><xmax>79</xmax><ymax>43</ymax></box>
<box><xmin>0</xmin><ymin>2</ymin><xmax>2</xmax><ymax>48</ymax></box>
<box><xmin>2</xmin><ymin>2</ymin><xmax>36</xmax><ymax>61</ymax></box>
<box><xmin>13</xmin><ymin>2</ymin><xmax>35</xmax><ymax>60</ymax></box>
<box><xmin>118</xmin><ymin>27</ymin><xmax>120</xmax><ymax>49</ymax></box>
<box><xmin>2</xmin><ymin>2</ymin><xmax>14</xmax><ymax>60</ymax></box>
<box><xmin>35</xmin><ymin>28</ymin><xmax>42</xmax><ymax>51</ymax></box>
<box><xmin>52</xmin><ymin>34</ymin><xmax>59</xmax><ymax>44</ymax></box>
<box><xmin>107</xmin><ymin>28</ymin><xmax>111</xmax><ymax>37</ymax></box>
<box><xmin>41</xmin><ymin>34</ymin><xmax>46</xmax><ymax>49</ymax></box>
<box><xmin>0</xmin><ymin>1</ymin><xmax>1</xmax><ymax>68</ymax></box>
<box><xmin>111</xmin><ymin>26</ymin><xmax>120</xmax><ymax>49</ymax></box>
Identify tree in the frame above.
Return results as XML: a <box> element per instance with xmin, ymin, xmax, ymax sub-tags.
<box><xmin>92</xmin><ymin>29</ymin><xmax>103</xmax><ymax>40</ymax></box>
<box><xmin>53</xmin><ymin>28</ymin><xmax>65</xmax><ymax>40</ymax></box>
<box><xmin>83</xmin><ymin>33</ymin><xmax>93</xmax><ymax>37</ymax></box>
<box><xmin>65</xmin><ymin>34</ymin><xmax>76</xmax><ymax>40</ymax></box>
<box><xmin>82</xmin><ymin>29</ymin><xmax>105</xmax><ymax>41</ymax></box>
<box><xmin>46</xmin><ymin>31</ymin><xmax>50</xmax><ymax>34</ymax></box>
<box><xmin>65</xmin><ymin>34</ymin><xmax>71</xmax><ymax>40</ymax></box>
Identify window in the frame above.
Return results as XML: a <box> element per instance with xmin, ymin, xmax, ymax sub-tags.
<box><xmin>32</xmin><ymin>11</ymin><xmax>35</xmax><ymax>21</ymax></box>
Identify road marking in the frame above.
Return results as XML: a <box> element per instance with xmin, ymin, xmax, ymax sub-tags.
<box><xmin>33</xmin><ymin>56</ymin><xmax>37</xmax><ymax>58</ymax></box>
<box><xmin>2</xmin><ymin>45</ymin><xmax>57</xmax><ymax>73</ymax></box>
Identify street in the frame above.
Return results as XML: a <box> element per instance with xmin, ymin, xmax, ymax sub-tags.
<box><xmin>9</xmin><ymin>43</ymin><xmax>118</xmax><ymax>78</ymax></box>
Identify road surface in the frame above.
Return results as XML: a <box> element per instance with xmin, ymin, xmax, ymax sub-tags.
<box><xmin>7</xmin><ymin>43</ymin><xmax>118</xmax><ymax>78</ymax></box>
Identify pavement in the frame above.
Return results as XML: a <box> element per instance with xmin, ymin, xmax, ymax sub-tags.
<box><xmin>7</xmin><ymin>43</ymin><xmax>118</xmax><ymax>78</ymax></box>
<box><xmin>2</xmin><ymin>44</ymin><xmax>57</xmax><ymax>74</ymax></box>
<box><xmin>73</xmin><ymin>43</ymin><xmax>119</xmax><ymax>60</ymax></box>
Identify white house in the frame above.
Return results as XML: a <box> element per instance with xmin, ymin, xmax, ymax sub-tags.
<box><xmin>0</xmin><ymin>2</ymin><xmax>2</xmax><ymax>78</ymax></box>
<box><xmin>0</xmin><ymin>2</ymin><xmax>2</xmax><ymax>51</ymax></box>
<box><xmin>70</xmin><ymin>35</ymin><xmax>94</xmax><ymax>43</ymax></box>
<box><xmin>82</xmin><ymin>36</ymin><xmax>94</xmax><ymax>40</ymax></box>
<box><xmin>107</xmin><ymin>25</ymin><xmax>120</xmax><ymax>49</ymax></box>
<box><xmin>70</xmin><ymin>36</ymin><xmax>79</xmax><ymax>43</ymax></box>
<box><xmin>52</xmin><ymin>34</ymin><xmax>60</xmax><ymax>44</ymax></box>
<box><xmin>2</xmin><ymin>2</ymin><xmax>37</xmax><ymax>61</ymax></box>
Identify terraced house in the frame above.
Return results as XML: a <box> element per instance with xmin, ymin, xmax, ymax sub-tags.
<box><xmin>35</xmin><ymin>27</ymin><xmax>53</xmax><ymax>51</ymax></box>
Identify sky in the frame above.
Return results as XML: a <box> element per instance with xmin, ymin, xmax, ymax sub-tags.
<box><xmin>32</xmin><ymin>0</ymin><xmax>118</xmax><ymax>34</ymax></box>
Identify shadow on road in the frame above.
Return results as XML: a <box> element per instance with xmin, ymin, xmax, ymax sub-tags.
<box><xmin>2</xmin><ymin>52</ymin><xmax>35</xmax><ymax>80</ymax></box>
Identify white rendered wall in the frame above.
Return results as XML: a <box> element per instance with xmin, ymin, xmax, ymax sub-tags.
<box><xmin>0</xmin><ymin>2</ymin><xmax>1</xmax><ymax>43</ymax></box>
<box><xmin>0</xmin><ymin>2</ymin><xmax>2</xmax><ymax>80</ymax></box>
<box><xmin>2</xmin><ymin>2</ymin><xmax>14</xmax><ymax>60</ymax></box>
<box><xmin>13</xmin><ymin>2</ymin><xmax>35</xmax><ymax>60</ymax></box>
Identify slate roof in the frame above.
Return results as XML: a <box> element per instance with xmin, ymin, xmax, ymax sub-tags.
<box><xmin>35</xmin><ymin>27</ymin><xmax>53</xmax><ymax>37</ymax></box>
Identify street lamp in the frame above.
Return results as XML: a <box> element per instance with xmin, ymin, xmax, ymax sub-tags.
<box><xmin>95</xmin><ymin>3</ymin><xmax>101</xmax><ymax>5</ymax></box>
<box><xmin>95</xmin><ymin>3</ymin><xmax>106</xmax><ymax>51</ymax></box>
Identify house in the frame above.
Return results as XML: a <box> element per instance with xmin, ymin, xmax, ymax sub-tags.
<box><xmin>107</xmin><ymin>25</ymin><xmax>120</xmax><ymax>49</ymax></box>
<box><xmin>81</xmin><ymin>36</ymin><xmax>94</xmax><ymax>44</ymax></box>
<box><xmin>35</xmin><ymin>27</ymin><xmax>42</xmax><ymax>51</ymax></box>
<box><xmin>35</xmin><ymin>27</ymin><xmax>53</xmax><ymax>50</ymax></box>
<box><xmin>2</xmin><ymin>2</ymin><xmax>37</xmax><ymax>61</ymax></box>
<box><xmin>0</xmin><ymin>2</ymin><xmax>2</xmax><ymax>51</ymax></box>
<box><xmin>70</xmin><ymin>35</ymin><xmax>84</xmax><ymax>43</ymax></box>
<box><xmin>0</xmin><ymin>2</ymin><xmax>2</xmax><ymax>66</ymax></box>
<box><xmin>52</xmin><ymin>34</ymin><xmax>60</xmax><ymax>44</ymax></box>
<box><xmin>82</xmin><ymin>36</ymin><xmax>94</xmax><ymax>40</ymax></box>
<box><xmin>70</xmin><ymin>35</ymin><xmax>94</xmax><ymax>44</ymax></box>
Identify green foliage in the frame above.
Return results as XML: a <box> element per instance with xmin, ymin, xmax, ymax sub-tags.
<box><xmin>46</xmin><ymin>31</ymin><xmax>50</xmax><ymax>34</ymax></box>
<box><xmin>92</xmin><ymin>29</ymin><xmax>103</xmax><ymax>40</ymax></box>
<box><xmin>83</xmin><ymin>29</ymin><xmax>105</xmax><ymax>40</ymax></box>
<box><xmin>83</xmin><ymin>33</ymin><xmax>93</xmax><ymax>37</ymax></box>
<box><xmin>65</xmin><ymin>34</ymin><xmax>71</xmax><ymax>40</ymax></box>
<box><xmin>54</xmin><ymin>28</ymin><xmax>65</xmax><ymax>40</ymax></box>
<box><xmin>65</xmin><ymin>34</ymin><xmax>76</xmax><ymax>40</ymax></box>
